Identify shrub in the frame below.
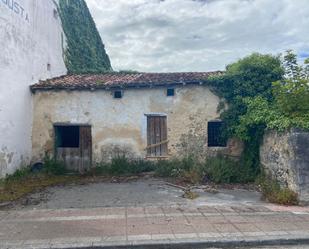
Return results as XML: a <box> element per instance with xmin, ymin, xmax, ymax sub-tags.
<box><xmin>109</xmin><ymin>156</ymin><xmax>131</xmax><ymax>175</ymax></box>
<box><xmin>154</xmin><ymin>159</ymin><xmax>183</xmax><ymax>178</ymax></box>
<box><xmin>128</xmin><ymin>159</ymin><xmax>155</xmax><ymax>174</ymax></box>
<box><xmin>93</xmin><ymin>162</ymin><xmax>111</xmax><ymax>175</ymax></box>
<box><xmin>257</xmin><ymin>175</ymin><xmax>298</xmax><ymax>205</ymax></box>
<box><xmin>154</xmin><ymin>156</ymin><xmax>204</xmax><ymax>184</ymax></box>
<box><xmin>275</xmin><ymin>188</ymin><xmax>299</xmax><ymax>205</ymax></box>
<box><xmin>5</xmin><ymin>166</ymin><xmax>31</xmax><ymax>182</ymax></box>
<box><xmin>94</xmin><ymin>156</ymin><xmax>155</xmax><ymax>176</ymax></box>
<box><xmin>182</xmin><ymin>168</ymin><xmax>202</xmax><ymax>184</ymax></box>
<box><xmin>204</xmin><ymin>156</ymin><xmax>236</xmax><ymax>183</ymax></box>
<box><xmin>43</xmin><ymin>156</ymin><xmax>67</xmax><ymax>176</ymax></box>
<box><xmin>204</xmin><ymin>155</ymin><xmax>255</xmax><ymax>184</ymax></box>
<box><xmin>154</xmin><ymin>155</ymin><xmax>256</xmax><ymax>184</ymax></box>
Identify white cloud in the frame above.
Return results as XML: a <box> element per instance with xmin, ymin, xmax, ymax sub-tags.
<box><xmin>85</xmin><ymin>0</ymin><xmax>309</xmax><ymax>72</ymax></box>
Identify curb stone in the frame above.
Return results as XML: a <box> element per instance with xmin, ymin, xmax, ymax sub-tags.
<box><xmin>4</xmin><ymin>237</ymin><xmax>309</xmax><ymax>249</ymax></box>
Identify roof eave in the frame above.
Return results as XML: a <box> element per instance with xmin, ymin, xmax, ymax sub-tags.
<box><xmin>30</xmin><ymin>80</ymin><xmax>209</xmax><ymax>93</ymax></box>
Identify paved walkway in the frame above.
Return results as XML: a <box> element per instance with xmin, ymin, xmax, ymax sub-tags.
<box><xmin>1</xmin><ymin>204</ymin><xmax>309</xmax><ymax>248</ymax></box>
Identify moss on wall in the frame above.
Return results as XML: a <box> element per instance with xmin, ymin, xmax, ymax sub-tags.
<box><xmin>58</xmin><ymin>0</ymin><xmax>112</xmax><ymax>73</ymax></box>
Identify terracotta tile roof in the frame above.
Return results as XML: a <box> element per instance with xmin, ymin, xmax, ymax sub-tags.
<box><xmin>30</xmin><ymin>72</ymin><xmax>223</xmax><ymax>92</ymax></box>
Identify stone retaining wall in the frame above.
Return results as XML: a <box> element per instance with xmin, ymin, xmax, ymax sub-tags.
<box><xmin>260</xmin><ymin>130</ymin><xmax>309</xmax><ymax>203</ymax></box>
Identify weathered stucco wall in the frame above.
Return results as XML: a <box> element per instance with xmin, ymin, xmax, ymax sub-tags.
<box><xmin>32</xmin><ymin>85</ymin><xmax>242</xmax><ymax>163</ymax></box>
<box><xmin>260</xmin><ymin>130</ymin><xmax>309</xmax><ymax>203</ymax></box>
<box><xmin>0</xmin><ymin>0</ymin><xmax>67</xmax><ymax>176</ymax></box>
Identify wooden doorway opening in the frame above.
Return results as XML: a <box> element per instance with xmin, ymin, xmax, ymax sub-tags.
<box><xmin>54</xmin><ymin>124</ymin><xmax>92</xmax><ymax>172</ymax></box>
<box><xmin>146</xmin><ymin>115</ymin><xmax>168</xmax><ymax>158</ymax></box>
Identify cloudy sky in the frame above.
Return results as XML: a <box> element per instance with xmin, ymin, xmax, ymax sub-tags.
<box><xmin>85</xmin><ymin>0</ymin><xmax>309</xmax><ymax>72</ymax></box>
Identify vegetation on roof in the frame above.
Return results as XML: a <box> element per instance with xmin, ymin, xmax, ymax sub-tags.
<box><xmin>58</xmin><ymin>0</ymin><xmax>112</xmax><ymax>74</ymax></box>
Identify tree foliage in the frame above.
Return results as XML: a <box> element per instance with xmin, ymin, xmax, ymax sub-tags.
<box><xmin>59</xmin><ymin>0</ymin><xmax>112</xmax><ymax>73</ymax></box>
<box><xmin>236</xmin><ymin>51</ymin><xmax>309</xmax><ymax>140</ymax></box>
<box><xmin>273</xmin><ymin>51</ymin><xmax>309</xmax><ymax>116</ymax></box>
<box><xmin>209</xmin><ymin>53</ymin><xmax>284</xmax><ymax>138</ymax></box>
<box><xmin>208</xmin><ymin>53</ymin><xmax>285</xmax><ymax>177</ymax></box>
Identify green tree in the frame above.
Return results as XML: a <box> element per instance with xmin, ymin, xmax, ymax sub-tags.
<box><xmin>236</xmin><ymin>50</ymin><xmax>309</xmax><ymax>140</ymax></box>
<box><xmin>210</xmin><ymin>53</ymin><xmax>284</xmax><ymax>138</ymax></box>
<box><xmin>208</xmin><ymin>53</ymin><xmax>284</xmax><ymax>177</ymax></box>
<box><xmin>58</xmin><ymin>0</ymin><xmax>112</xmax><ymax>73</ymax></box>
<box><xmin>304</xmin><ymin>58</ymin><xmax>309</xmax><ymax>79</ymax></box>
<box><xmin>273</xmin><ymin>51</ymin><xmax>309</xmax><ymax>116</ymax></box>
<box><xmin>283</xmin><ymin>50</ymin><xmax>303</xmax><ymax>79</ymax></box>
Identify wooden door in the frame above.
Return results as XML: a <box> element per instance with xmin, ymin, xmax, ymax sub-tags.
<box><xmin>56</xmin><ymin>147</ymin><xmax>80</xmax><ymax>172</ymax></box>
<box><xmin>55</xmin><ymin>125</ymin><xmax>92</xmax><ymax>173</ymax></box>
<box><xmin>79</xmin><ymin>126</ymin><xmax>92</xmax><ymax>172</ymax></box>
<box><xmin>147</xmin><ymin>116</ymin><xmax>168</xmax><ymax>157</ymax></box>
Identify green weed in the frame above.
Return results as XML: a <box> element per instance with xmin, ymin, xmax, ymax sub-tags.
<box><xmin>5</xmin><ymin>166</ymin><xmax>31</xmax><ymax>183</ymax></box>
<box><xmin>203</xmin><ymin>155</ymin><xmax>255</xmax><ymax>184</ymax></box>
<box><xmin>43</xmin><ymin>156</ymin><xmax>67</xmax><ymax>176</ymax></box>
<box><xmin>94</xmin><ymin>156</ymin><xmax>155</xmax><ymax>176</ymax></box>
<box><xmin>257</xmin><ymin>175</ymin><xmax>298</xmax><ymax>205</ymax></box>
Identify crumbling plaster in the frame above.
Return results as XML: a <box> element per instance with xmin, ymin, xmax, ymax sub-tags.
<box><xmin>0</xmin><ymin>0</ymin><xmax>67</xmax><ymax>176</ymax></box>
<box><xmin>32</xmin><ymin>85</ymin><xmax>242</xmax><ymax>163</ymax></box>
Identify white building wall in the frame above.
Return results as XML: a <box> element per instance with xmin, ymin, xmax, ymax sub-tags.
<box><xmin>0</xmin><ymin>0</ymin><xmax>67</xmax><ymax>177</ymax></box>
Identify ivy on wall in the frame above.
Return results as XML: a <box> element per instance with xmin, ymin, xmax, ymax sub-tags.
<box><xmin>207</xmin><ymin>51</ymin><xmax>309</xmax><ymax>181</ymax></box>
<box><xmin>58</xmin><ymin>0</ymin><xmax>112</xmax><ymax>74</ymax></box>
<box><xmin>207</xmin><ymin>53</ymin><xmax>285</xmax><ymax>179</ymax></box>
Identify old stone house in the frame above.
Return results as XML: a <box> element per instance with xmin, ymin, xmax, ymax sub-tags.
<box><xmin>30</xmin><ymin>72</ymin><xmax>243</xmax><ymax>172</ymax></box>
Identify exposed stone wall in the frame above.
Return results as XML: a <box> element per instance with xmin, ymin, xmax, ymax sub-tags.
<box><xmin>0</xmin><ymin>0</ymin><xmax>67</xmax><ymax>177</ymax></box>
<box><xmin>260</xmin><ymin>130</ymin><xmax>309</xmax><ymax>203</ymax></box>
<box><xmin>31</xmin><ymin>85</ymin><xmax>243</xmax><ymax>164</ymax></box>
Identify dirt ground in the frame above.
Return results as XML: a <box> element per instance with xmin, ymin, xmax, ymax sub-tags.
<box><xmin>8</xmin><ymin>177</ymin><xmax>264</xmax><ymax>210</ymax></box>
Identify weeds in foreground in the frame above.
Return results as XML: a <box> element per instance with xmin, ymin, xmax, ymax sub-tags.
<box><xmin>43</xmin><ymin>156</ymin><xmax>67</xmax><ymax>176</ymax></box>
<box><xmin>204</xmin><ymin>156</ymin><xmax>256</xmax><ymax>184</ymax></box>
<box><xmin>154</xmin><ymin>155</ymin><xmax>256</xmax><ymax>184</ymax></box>
<box><xmin>182</xmin><ymin>190</ymin><xmax>199</xmax><ymax>199</ymax></box>
<box><xmin>1</xmin><ymin>155</ymin><xmax>298</xmax><ymax>206</ymax></box>
<box><xmin>4</xmin><ymin>166</ymin><xmax>32</xmax><ymax>183</ymax></box>
<box><xmin>257</xmin><ymin>175</ymin><xmax>299</xmax><ymax>205</ymax></box>
<box><xmin>0</xmin><ymin>156</ymin><xmax>71</xmax><ymax>203</ymax></box>
<box><xmin>93</xmin><ymin>156</ymin><xmax>155</xmax><ymax>176</ymax></box>
<box><xmin>0</xmin><ymin>175</ymin><xmax>81</xmax><ymax>203</ymax></box>
<box><xmin>92</xmin><ymin>155</ymin><xmax>257</xmax><ymax>185</ymax></box>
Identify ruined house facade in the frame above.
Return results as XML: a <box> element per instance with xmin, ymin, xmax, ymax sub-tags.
<box><xmin>30</xmin><ymin>73</ymin><xmax>243</xmax><ymax>172</ymax></box>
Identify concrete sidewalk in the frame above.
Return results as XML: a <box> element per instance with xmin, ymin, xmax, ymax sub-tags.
<box><xmin>1</xmin><ymin>204</ymin><xmax>309</xmax><ymax>249</ymax></box>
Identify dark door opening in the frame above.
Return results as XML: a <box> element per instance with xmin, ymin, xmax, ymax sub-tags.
<box><xmin>54</xmin><ymin>125</ymin><xmax>92</xmax><ymax>172</ymax></box>
<box><xmin>207</xmin><ymin>121</ymin><xmax>227</xmax><ymax>147</ymax></box>
<box><xmin>55</xmin><ymin>126</ymin><xmax>80</xmax><ymax>148</ymax></box>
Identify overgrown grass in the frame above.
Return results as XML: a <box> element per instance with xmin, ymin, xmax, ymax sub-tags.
<box><xmin>4</xmin><ymin>166</ymin><xmax>32</xmax><ymax>182</ymax></box>
<box><xmin>43</xmin><ymin>156</ymin><xmax>67</xmax><ymax>176</ymax></box>
<box><xmin>1</xmin><ymin>155</ymin><xmax>296</xmax><ymax>206</ymax></box>
<box><xmin>92</xmin><ymin>156</ymin><xmax>155</xmax><ymax>176</ymax></box>
<box><xmin>0</xmin><ymin>157</ymin><xmax>72</xmax><ymax>203</ymax></box>
<box><xmin>154</xmin><ymin>156</ymin><xmax>202</xmax><ymax>184</ymax></box>
<box><xmin>257</xmin><ymin>175</ymin><xmax>299</xmax><ymax>205</ymax></box>
<box><xmin>0</xmin><ymin>175</ymin><xmax>81</xmax><ymax>203</ymax></box>
<box><xmin>204</xmin><ymin>156</ymin><xmax>256</xmax><ymax>184</ymax></box>
<box><xmin>154</xmin><ymin>155</ymin><xmax>255</xmax><ymax>184</ymax></box>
